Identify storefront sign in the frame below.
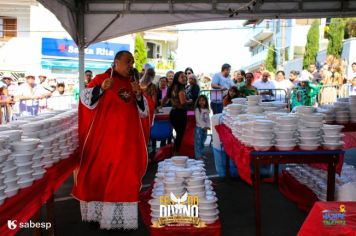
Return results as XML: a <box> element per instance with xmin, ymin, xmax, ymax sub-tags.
<box><xmin>41</xmin><ymin>37</ymin><xmax>130</xmax><ymax>60</ymax></box>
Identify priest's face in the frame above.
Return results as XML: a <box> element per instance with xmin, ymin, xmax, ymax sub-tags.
<box><xmin>115</xmin><ymin>52</ymin><xmax>135</xmax><ymax>77</ymax></box>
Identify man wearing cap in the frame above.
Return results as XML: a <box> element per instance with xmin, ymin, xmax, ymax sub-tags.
<box><xmin>291</xmin><ymin>70</ymin><xmax>321</xmax><ymax>109</ymax></box>
<box><xmin>17</xmin><ymin>73</ymin><xmax>43</xmax><ymax>116</ymax></box>
<box><xmin>37</xmin><ymin>74</ymin><xmax>55</xmax><ymax>112</ymax></box>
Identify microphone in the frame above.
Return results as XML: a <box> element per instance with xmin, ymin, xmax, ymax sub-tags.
<box><xmin>130</xmin><ymin>68</ymin><xmax>140</xmax><ymax>82</ymax></box>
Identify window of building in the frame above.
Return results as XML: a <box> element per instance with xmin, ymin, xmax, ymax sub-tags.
<box><xmin>0</xmin><ymin>18</ymin><xmax>17</xmax><ymax>39</ymax></box>
<box><xmin>146</xmin><ymin>41</ymin><xmax>162</xmax><ymax>59</ymax></box>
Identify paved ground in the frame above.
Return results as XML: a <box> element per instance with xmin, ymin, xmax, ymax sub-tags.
<box><xmin>17</xmin><ymin>147</ymin><xmax>356</xmax><ymax>236</ymax></box>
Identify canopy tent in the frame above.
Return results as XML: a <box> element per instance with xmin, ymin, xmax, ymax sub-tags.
<box><xmin>36</xmin><ymin>0</ymin><xmax>356</xmax><ymax>90</ymax></box>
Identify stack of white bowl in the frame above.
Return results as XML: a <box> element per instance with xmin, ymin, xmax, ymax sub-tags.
<box><xmin>226</xmin><ymin>104</ymin><xmax>245</xmax><ymax>117</ymax></box>
<box><xmin>321</xmin><ymin>124</ymin><xmax>344</xmax><ymax>150</ymax></box>
<box><xmin>149</xmin><ymin>156</ymin><xmax>218</xmax><ymax>225</ymax></box>
<box><xmin>317</xmin><ymin>106</ymin><xmax>336</xmax><ymax>124</ymax></box>
<box><xmin>11</xmin><ymin>138</ymin><xmax>40</xmax><ymax>190</ymax></box>
<box><xmin>286</xmin><ymin>163</ymin><xmax>356</xmax><ymax>201</ymax></box>
<box><xmin>274</xmin><ymin>115</ymin><xmax>299</xmax><ymax>151</ymax></box>
<box><xmin>252</xmin><ymin>120</ymin><xmax>275</xmax><ymax>151</ymax></box>
<box><xmin>349</xmin><ymin>95</ymin><xmax>356</xmax><ymax>123</ymax></box>
<box><xmin>231</xmin><ymin>97</ymin><xmax>247</xmax><ymax>105</ymax></box>
<box><xmin>298</xmin><ymin>113</ymin><xmax>325</xmax><ymax>151</ymax></box>
<box><xmin>246</xmin><ymin>95</ymin><xmax>264</xmax><ymax>114</ymax></box>
<box><xmin>0</xmin><ymin>109</ymin><xmax>78</xmax><ymax>204</ymax></box>
<box><xmin>334</xmin><ymin>101</ymin><xmax>350</xmax><ymax>124</ymax></box>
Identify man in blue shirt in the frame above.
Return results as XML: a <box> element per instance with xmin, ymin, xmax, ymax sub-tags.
<box><xmin>211</xmin><ymin>63</ymin><xmax>233</xmax><ymax>90</ymax></box>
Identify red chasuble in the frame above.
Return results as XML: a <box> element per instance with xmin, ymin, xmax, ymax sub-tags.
<box><xmin>72</xmin><ymin>69</ymin><xmax>148</xmax><ymax>202</ymax></box>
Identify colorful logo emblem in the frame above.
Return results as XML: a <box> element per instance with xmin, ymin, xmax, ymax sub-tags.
<box><xmin>322</xmin><ymin>204</ymin><xmax>346</xmax><ymax>226</ymax></box>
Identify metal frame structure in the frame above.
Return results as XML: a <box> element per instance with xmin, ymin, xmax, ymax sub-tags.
<box><xmin>36</xmin><ymin>0</ymin><xmax>356</xmax><ymax>91</ymax></box>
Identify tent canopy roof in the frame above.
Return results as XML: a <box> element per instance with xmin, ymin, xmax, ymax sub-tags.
<box><xmin>37</xmin><ymin>0</ymin><xmax>356</xmax><ymax>46</ymax></box>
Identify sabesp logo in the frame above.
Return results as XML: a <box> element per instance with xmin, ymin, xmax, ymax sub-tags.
<box><xmin>7</xmin><ymin>220</ymin><xmax>51</xmax><ymax>230</ymax></box>
<box><xmin>7</xmin><ymin>220</ymin><xmax>17</xmax><ymax>230</ymax></box>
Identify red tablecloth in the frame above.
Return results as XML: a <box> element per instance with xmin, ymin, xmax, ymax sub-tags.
<box><xmin>344</xmin><ymin>132</ymin><xmax>356</xmax><ymax>149</ymax></box>
<box><xmin>154</xmin><ymin>111</ymin><xmax>195</xmax><ymax>161</ymax></box>
<box><xmin>0</xmin><ymin>153</ymin><xmax>79</xmax><ymax>236</ymax></box>
<box><xmin>298</xmin><ymin>201</ymin><xmax>356</xmax><ymax>236</ymax></box>
<box><xmin>215</xmin><ymin>124</ymin><xmax>345</xmax><ymax>185</ymax></box>
<box><xmin>139</xmin><ymin>185</ymin><xmax>221</xmax><ymax>236</ymax></box>
<box><xmin>279</xmin><ymin>170</ymin><xmax>319</xmax><ymax>211</ymax></box>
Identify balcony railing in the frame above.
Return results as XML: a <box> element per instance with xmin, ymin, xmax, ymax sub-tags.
<box><xmin>147</xmin><ymin>58</ymin><xmax>175</xmax><ymax>70</ymax></box>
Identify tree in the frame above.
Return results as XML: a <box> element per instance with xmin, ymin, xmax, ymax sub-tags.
<box><xmin>134</xmin><ymin>34</ymin><xmax>147</xmax><ymax>72</ymax></box>
<box><xmin>265</xmin><ymin>44</ymin><xmax>276</xmax><ymax>73</ymax></box>
<box><xmin>344</xmin><ymin>18</ymin><xmax>356</xmax><ymax>39</ymax></box>
<box><xmin>327</xmin><ymin>18</ymin><xmax>346</xmax><ymax>57</ymax></box>
<box><xmin>303</xmin><ymin>20</ymin><xmax>319</xmax><ymax>69</ymax></box>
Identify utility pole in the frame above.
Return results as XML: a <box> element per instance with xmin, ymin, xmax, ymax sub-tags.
<box><xmin>281</xmin><ymin>19</ymin><xmax>286</xmax><ymax>70</ymax></box>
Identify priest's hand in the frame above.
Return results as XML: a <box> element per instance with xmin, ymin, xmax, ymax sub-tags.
<box><xmin>131</xmin><ymin>81</ymin><xmax>141</xmax><ymax>96</ymax></box>
<box><xmin>101</xmin><ymin>78</ymin><xmax>114</xmax><ymax>90</ymax></box>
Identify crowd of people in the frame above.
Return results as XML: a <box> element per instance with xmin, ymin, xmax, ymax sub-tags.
<box><xmin>0</xmin><ymin>72</ymin><xmax>76</xmax><ymax>123</ymax></box>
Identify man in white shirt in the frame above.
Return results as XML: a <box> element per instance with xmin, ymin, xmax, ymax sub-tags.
<box><xmin>17</xmin><ymin>73</ymin><xmax>42</xmax><ymax>116</ymax></box>
<box><xmin>252</xmin><ymin>72</ymin><xmax>276</xmax><ymax>101</ymax></box>
<box><xmin>48</xmin><ymin>83</ymin><xmax>72</xmax><ymax>110</ymax></box>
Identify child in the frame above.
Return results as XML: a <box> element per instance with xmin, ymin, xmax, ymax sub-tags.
<box><xmin>223</xmin><ymin>86</ymin><xmax>239</xmax><ymax>107</ymax></box>
<box><xmin>194</xmin><ymin>95</ymin><xmax>211</xmax><ymax>160</ymax></box>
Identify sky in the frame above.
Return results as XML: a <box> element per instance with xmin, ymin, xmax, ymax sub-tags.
<box><xmin>175</xmin><ymin>20</ymin><xmax>252</xmax><ymax>75</ymax></box>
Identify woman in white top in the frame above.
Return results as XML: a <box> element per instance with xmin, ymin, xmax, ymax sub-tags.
<box><xmin>194</xmin><ymin>94</ymin><xmax>211</xmax><ymax>160</ymax></box>
<box><xmin>274</xmin><ymin>70</ymin><xmax>293</xmax><ymax>102</ymax></box>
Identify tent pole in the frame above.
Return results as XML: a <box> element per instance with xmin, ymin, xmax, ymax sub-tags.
<box><xmin>77</xmin><ymin>0</ymin><xmax>85</xmax><ymax>92</ymax></box>
<box><xmin>79</xmin><ymin>46</ymin><xmax>85</xmax><ymax>92</ymax></box>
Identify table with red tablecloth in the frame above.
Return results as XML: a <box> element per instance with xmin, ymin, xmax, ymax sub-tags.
<box><xmin>139</xmin><ymin>185</ymin><xmax>221</xmax><ymax>236</ymax></box>
<box><xmin>154</xmin><ymin>110</ymin><xmax>196</xmax><ymax>161</ymax></box>
<box><xmin>215</xmin><ymin>124</ymin><xmax>344</xmax><ymax>236</ymax></box>
<box><xmin>298</xmin><ymin>201</ymin><xmax>356</xmax><ymax>236</ymax></box>
<box><xmin>0</xmin><ymin>153</ymin><xmax>79</xmax><ymax>236</ymax></box>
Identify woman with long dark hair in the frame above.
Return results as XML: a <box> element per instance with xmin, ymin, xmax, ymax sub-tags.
<box><xmin>167</xmin><ymin>71</ymin><xmax>192</xmax><ymax>154</ymax></box>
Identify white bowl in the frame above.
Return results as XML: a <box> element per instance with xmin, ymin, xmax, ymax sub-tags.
<box><xmin>32</xmin><ymin>170</ymin><xmax>46</xmax><ymax>180</ymax></box>
<box><xmin>302</xmin><ymin>113</ymin><xmax>325</xmax><ymax>122</ymax></box>
<box><xmin>254</xmin><ymin>120</ymin><xmax>274</xmax><ymax>129</ymax></box>
<box><xmin>0</xmin><ymin>130</ymin><xmax>22</xmax><ymax>142</ymax></box>
<box><xmin>322</xmin><ymin>142</ymin><xmax>344</xmax><ymax>150</ymax></box>
<box><xmin>12</xmin><ymin>152</ymin><xmax>35</xmax><ymax>163</ymax></box>
<box><xmin>322</xmin><ymin>134</ymin><xmax>344</xmax><ymax>143</ymax></box>
<box><xmin>247</xmin><ymin>95</ymin><xmax>261</xmax><ymax>101</ymax></box>
<box><xmin>171</xmin><ymin>156</ymin><xmax>188</xmax><ymax>164</ymax></box>
<box><xmin>296</xmin><ymin>106</ymin><xmax>316</xmax><ymax>114</ymax></box>
<box><xmin>200</xmin><ymin>216</ymin><xmax>219</xmax><ymax>224</ymax></box>
<box><xmin>322</xmin><ymin>125</ymin><xmax>344</xmax><ymax>135</ymax></box>
<box><xmin>253</xmin><ymin>145</ymin><xmax>272</xmax><ymax>151</ymax></box>
<box><xmin>0</xmin><ymin>195</ymin><xmax>5</xmax><ymax>206</ymax></box>
<box><xmin>11</xmin><ymin>139</ymin><xmax>40</xmax><ymax>152</ymax></box>
<box><xmin>275</xmin><ymin>145</ymin><xmax>296</xmax><ymax>151</ymax></box>
<box><xmin>303</xmin><ymin>121</ymin><xmax>323</xmax><ymax>128</ymax></box>
<box><xmin>274</xmin><ymin>131</ymin><xmax>296</xmax><ymax>139</ymax></box>
<box><xmin>276</xmin><ymin>116</ymin><xmax>299</xmax><ymax>125</ymax></box>
<box><xmin>175</xmin><ymin>169</ymin><xmax>192</xmax><ymax>178</ymax></box>
<box><xmin>4</xmin><ymin>186</ymin><xmax>19</xmax><ymax>198</ymax></box>
<box><xmin>20</xmin><ymin>123</ymin><xmax>43</xmax><ymax>132</ymax></box>
<box><xmin>187</xmin><ymin>177</ymin><xmax>205</xmax><ymax>186</ymax></box>
<box><xmin>299</xmin><ymin>136</ymin><xmax>321</xmax><ymax>145</ymax></box>
<box><xmin>4</xmin><ymin>176</ymin><xmax>19</xmax><ymax>189</ymax></box>
<box><xmin>0</xmin><ymin>149</ymin><xmax>11</xmax><ymax>162</ymax></box>
<box><xmin>188</xmin><ymin>190</ymin><xmax>206</xmax><ymax>198</ymax></box>
<box><xmin>275</xmin><ymin>139</ymin><xmax>297</xmax><ymax>146</ymax></box>
<box><xmin>16</xmin><ymin>162</ymin><xmax>33</xmax><ymax>173</ymax></box>
<box><xmin>298</xmin><ymin>128</ymin><xmax>320</xmax><ymax>137</ymax></box>
<box><xmin>299</xmin><ymin>144</ymin><xmax>319</xmax><ymax>151</ymax></box>
<box><xmin>186</xmin><ymin>185</ymin><xmax>205</xmax><ymax>192</ymax></box>
<box><xmin>277</xmin><ymin>124</ymin><xmax>298</xmax><ymax>131</ymax></box>
<box><xmin>18</xmin><ymin>177</ymin><xmax>34</xmax><ymax>189</ymax></box>
<box><xmin>2</xmin><ymin>166</ymin><xmax>17</xmax><ymax>179</ymax></box>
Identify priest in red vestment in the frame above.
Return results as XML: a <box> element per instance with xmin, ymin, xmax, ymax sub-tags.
<box><xmin>72</xmin><ymin>51</ymin><xmax>149</xmax><ymax>230</ymax></box>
